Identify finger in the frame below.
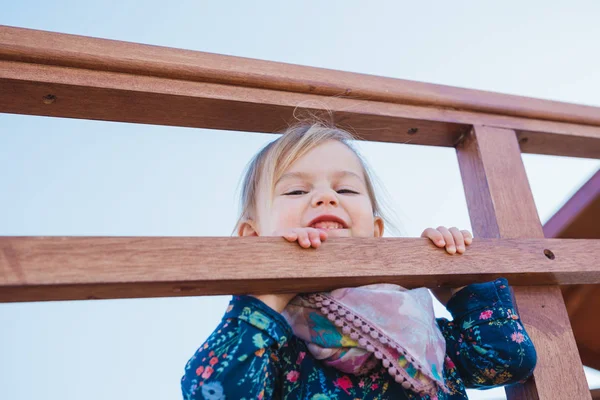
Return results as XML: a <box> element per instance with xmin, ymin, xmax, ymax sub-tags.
<box><xmin>449</xmin><ymin>227</ymin><xmax>465</xmax><ymax>254</ymax></box>
<box><xmin>461</xmin><ymin>230</ymin><xmax>473</xmax><ymax>245</ymax></box>
<box><xmin>282</xmin><ymin>231</ymin><xmax>298</xmax><ymax>242</ymax></box>
<box><xmin>437</xmin><ymin>226</ymin><xmax>456</xmax><ymax>254</ymax></box>
<box><xmin>297</xmin><ymin>230</ymin><xmax>311</xmax><ymax>248</ymax></box>
<box><xmin>421</xmin><ymin>228</ymin><xmax>445</xmax><ymax>247</ymax></box>
<box><xmin>318</xmin><ymin>229</ymin><xmax>328</xmax><ymax>241</ymax></box>
<box><xmin>307</xmin><ymin>229</ymin><xmax>322</xmax><ymax>248</ymax></box>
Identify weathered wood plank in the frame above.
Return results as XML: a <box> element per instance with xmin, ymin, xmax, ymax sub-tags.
<box><xmin>1</xmin><ymin>60</ymin><xmax>599</xmax><ymax>158</ymax></box>
<box><xmin>0</xmin><ymin>237</ymin><xmax>598</xmax><ymax>302</ymax></box>
<box><xmin>2</xmin><ymin>25</ymin><xmax>600</xmax><ymax>127</ymax></box>
<box><xmin>456</xmin><ymin>125</ymin><xmax>591</xmax><ymax>399</ymax></box>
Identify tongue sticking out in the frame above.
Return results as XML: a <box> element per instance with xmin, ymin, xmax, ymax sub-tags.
<box><xmin>312</xmin><ymin>221</ymin><xmax>344</xmax><ymax>230</ymax></box>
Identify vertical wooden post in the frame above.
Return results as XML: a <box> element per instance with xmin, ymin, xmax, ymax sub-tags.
<box><xmin>456</xmin><ymin>125</ymin><xmax>590</xmax><ymax>399</ymax></box>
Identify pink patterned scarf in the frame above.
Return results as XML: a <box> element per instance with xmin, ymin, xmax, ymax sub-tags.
<box><xmin>282</xmin><ymin>284</ymin><xmax>449</xmax><ymax>397</ymax></box>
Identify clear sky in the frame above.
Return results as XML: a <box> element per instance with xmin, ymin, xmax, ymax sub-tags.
<box><xmin>1</xmin><ymin>1</ymin><xmax>599</xmax><ymax>399</ymax></box>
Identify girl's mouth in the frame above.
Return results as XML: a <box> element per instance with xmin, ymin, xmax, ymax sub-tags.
<box><xmin>307</xmin><ymin>215</ymin><xmax>348</xmax><ymax>230</ymax></box>
<box><xmin>311</xmin><ymin>221</ymin><xmax>344</xmax><ymax>230</ymax></box>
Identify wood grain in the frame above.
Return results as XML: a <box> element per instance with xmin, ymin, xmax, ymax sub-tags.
<box><xmin>456</xmin><ymin>126</ymin><xmax>592</xmax><ymax>399</ymax></box>
<box><xmin>1</xmin><ymin>60</ymin><xmax>599</xmax><ymax>158</ymax></box>
<box><xmin>2</xmin><ymin>25</ymin><xmax>600</xmax><ymax>127</ymax></box>
<box><xmin>1</xmin><ymin>24</ymin><xmax>598</xmax><ymax>395</ymax></box>
<box><xmin>544</xmin><ymin>171</ymin><xmax>600</xmax><ymax>372</ymax></box>
<box><xmin>0</xmin><ymin>237</ymin><xmax>598</xmax><ymax>302</ymax></box>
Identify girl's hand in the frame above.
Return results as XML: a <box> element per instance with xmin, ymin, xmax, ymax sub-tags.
<box><xmin>421</xmin><ymin>226</ymin><xmax>473</xmax><ymax>255</ymax></box>
<box><xmin>423</xmin><ymin>226</ymin><xmax>472</xmax><ymax>304</ymax></box>
<box><xmin>277</xmin><ymin>227</ymin><xmax>328</xmax><ymax>249</ymax></box>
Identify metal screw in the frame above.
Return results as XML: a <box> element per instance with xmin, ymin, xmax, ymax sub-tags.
<box><xmin>519</xmin><ymin>137</ymin><xmax>529</xmax><ymax>145</ymax></box>
<box><xmin>543</xmin><ymin>249</ymin><xmax>555</xmax><ymax>260</ymax></box>
<box><xmin>42</xmin><ymin>94</ymin><xmax>57</xmax><ymax>104</ymax></box>
<box><xmin>407</xmin><ymin>128</ymin><xmax>418</xmax><ymax>135</ymax></box>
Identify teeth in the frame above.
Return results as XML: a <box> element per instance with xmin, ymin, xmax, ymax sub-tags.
<box><xmin>312</xmin><ymin>221</ymin><xmax>343</xmax><ymax>230</ymax></box>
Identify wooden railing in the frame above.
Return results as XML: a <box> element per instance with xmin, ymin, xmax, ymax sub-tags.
<box><xmin>1</xmin><ymin>25</ymin><xmax>599</xmax><ymax>399</ymax></box>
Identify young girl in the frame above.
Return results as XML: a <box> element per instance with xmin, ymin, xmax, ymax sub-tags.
<box><xmin>181</xmin><ymin>123</ymin><xmax>537</xmax><ymax>400</ymax></box>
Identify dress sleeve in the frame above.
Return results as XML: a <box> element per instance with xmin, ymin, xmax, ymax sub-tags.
<box><xmin>436</xmin><ymin>278</ymin><xmax>537</xmax><ymax>389</ymax></box>
<box><xmin>181</xmin><ymin>295</ymin><xmax>293</xmax><ymax>400</ymax></box>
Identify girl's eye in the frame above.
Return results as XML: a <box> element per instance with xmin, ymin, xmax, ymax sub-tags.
<box><xmin>337</xmin><ymin>189</ymin><xmax>359</xmax><ymax>194</ymax></box>
<box><xmin>284</xmin><ymin>190</ymin><xmax>307</xmax><ymax>196</ymax></box>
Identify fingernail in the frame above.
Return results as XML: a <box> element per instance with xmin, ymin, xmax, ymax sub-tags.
<box><xmin>437</xmin><ymin>240</ymin><xmax>445</xmax><ymax>246</ymax></box>
<box><xmin>448</xmin><ymin>246</ymin><xmax>456</xmax><ymax>253</ymax></box>
<box><xmin>458</xmin><ymin>246</ymin><xmax>465</xmax><ymax>252</ymax></box>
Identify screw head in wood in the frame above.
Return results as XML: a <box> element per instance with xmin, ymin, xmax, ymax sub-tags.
<box><xmin>42</xmin><ymin>94</ymin><xmax>57</xmax><ymax>104</ymax></box>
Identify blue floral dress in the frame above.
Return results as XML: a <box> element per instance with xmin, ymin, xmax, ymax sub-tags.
<box><xmin>181</xmin><ymin>278</ymin><xmax>537</xmax><ymax>399</ymax></box>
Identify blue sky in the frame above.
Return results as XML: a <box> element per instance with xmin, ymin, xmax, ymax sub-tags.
<box><xmin>1</xmin><ymin>1</ymin><xmax>599</xmax><ymax>399</ymax></box>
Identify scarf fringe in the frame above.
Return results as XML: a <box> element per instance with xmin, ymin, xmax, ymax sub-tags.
<box><xmin>305</xmin><ymin>293</ymin><xmax>450</xmax><ymax>397</ymax></box>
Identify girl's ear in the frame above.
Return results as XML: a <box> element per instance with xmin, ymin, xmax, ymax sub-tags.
<box><xmin>373</xmin><ymin>216</ymin><xmax>384</xmax><ymax>237</ymax></box>
<box><xmin>238</xmin><ymin>220</ymin><xmax>259</xmax><ymax>237</ymax></box>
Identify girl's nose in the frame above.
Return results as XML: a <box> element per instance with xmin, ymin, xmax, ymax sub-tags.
<box><xmin>312</xmin><ymin>190</ymin><xmax>339</xmax><ymax>207</ymax></box>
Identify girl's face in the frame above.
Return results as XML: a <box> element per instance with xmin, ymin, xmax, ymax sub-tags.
<box><xmin>243</xmin><ymin>140</ymin><xmax>384</xmax><ymax>238</ymax></box>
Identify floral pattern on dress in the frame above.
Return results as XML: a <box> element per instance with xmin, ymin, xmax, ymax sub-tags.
<box><xmin>182</xmin><ymin>278</ymin><xmax>537</xmax><ymax>399</ymax></box>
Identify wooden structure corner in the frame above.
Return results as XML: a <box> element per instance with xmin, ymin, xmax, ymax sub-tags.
<box><xmin>1</xmin><ymin>25</ymin><xmax>599</xmax><ymax>399</ymax></box>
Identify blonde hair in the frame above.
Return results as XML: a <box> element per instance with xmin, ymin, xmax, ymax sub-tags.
<box><xmin>235</xmin><ymin>122</ymin><xmax>398</xmax><ymax>234</ymax></box>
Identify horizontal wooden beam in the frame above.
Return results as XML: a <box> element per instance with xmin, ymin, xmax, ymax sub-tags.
<box><xmin>0</xmin><ymin>237</ymin><xmax>598</xmax><ymax>302</ymax></box>
<box><xmin>2</xmin><ymin>25</ymin><xmax>600</xmax><ymax>127</ymax></box>
<box><xmin>1</xmin><ymin>60</ymin><xmax>599</xmax><ymax>158</ymax></box>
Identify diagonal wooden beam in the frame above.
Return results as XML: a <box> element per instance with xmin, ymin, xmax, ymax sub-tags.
<box><xmin>0</xmin><ymin>237</ymin><xmax>598</xmax><ymax>303</ymax></box>
<box><xmin>1</xmin><ymin>59</ymin><xmax>599</xmax><ymax>158</ymax></box>
<box><xmin>1</xmin><ymin>25</ymin><xmax>600</xmax><ymax>158</ymax></box>
<box><xmin>456</xmin><ymin>125</ymin><xmax>592</xmax><ymax>399</ymax></box>
<box><xmin>543</xmin><ymin>169</ymin><xmax>600</xmax><ymax>239</ymax></box>
<box><xmin>576</xmin><ymin>342</ymin><xmax>600</xmax><ymax>372</ymax></box>
<box><xmin>2</xmin><ymin>25</ymin><xmax>600</xmax><ymax>127</ymax></box>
